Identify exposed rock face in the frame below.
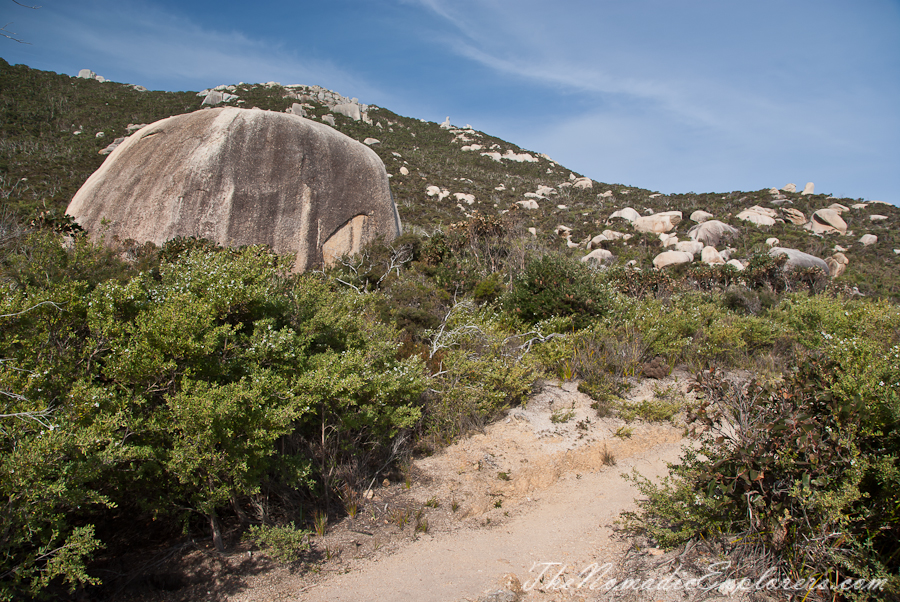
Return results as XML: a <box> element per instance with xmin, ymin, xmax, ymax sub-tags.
<box><xmin>687</xmin><ymin>220</ymin><xmax>739</xmax><ymax>247</ymax></box>
<box><xmin>769</xmin><ymin>247</ymin><xmax>829</xmax><ymax>274</ymax></box>
<box><xmin>67</xmin><ymin>107</ymin><xmax>400</xmax><ymax>272</ymax></box>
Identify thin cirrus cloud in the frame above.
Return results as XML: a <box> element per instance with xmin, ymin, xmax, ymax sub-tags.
<box><xmin>408</xmin><ymin>0</ymin><xmax>900</xmax><ymax>200</ymax></box>
<box><xmin>9</xmin><ymin>0</ymin><xmax>375</xmax><ymax>96</ymax></box>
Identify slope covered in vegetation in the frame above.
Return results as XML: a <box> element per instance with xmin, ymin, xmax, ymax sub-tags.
<box><xmin>1</xmin><ymin>59</ymin><xmax>898</xmax><ymax>599</ymax></box>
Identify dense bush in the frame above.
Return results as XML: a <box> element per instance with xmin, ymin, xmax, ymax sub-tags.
<box><xmin>504</xmin><ymin>254</ymin><xmax>614</xmax><ymax>328</ymax></box>
<box><xmin>0</xmin><ymin>236</ymin><xmax>425</xmax><ymax>597</ymax></box>
<box><xmin>622</xmin><ymin>319</ymin><xmax>900</xmax><ymax>598</ymax></box>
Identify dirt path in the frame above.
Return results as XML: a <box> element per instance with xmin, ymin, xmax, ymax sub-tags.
<box><xmin>219</xmin><ymin>375</ymin><xmax>717</xmax><ymax>602</ymax></box>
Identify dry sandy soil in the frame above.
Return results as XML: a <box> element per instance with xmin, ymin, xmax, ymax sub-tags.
<box><xmin>119</xmin><ymin>373</ymin><xmax>760</xmax><ymax>602</ymax></box>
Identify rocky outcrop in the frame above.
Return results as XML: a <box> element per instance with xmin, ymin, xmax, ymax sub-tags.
<box><xmin>801</xmin><ymin>182</ymin><xmax>815</xmax><ymax>195</ymax></box>
<box><xmin>67</xmin><ymin>107</ymin><xmax>400</xmax><ymax>272</ymax></box>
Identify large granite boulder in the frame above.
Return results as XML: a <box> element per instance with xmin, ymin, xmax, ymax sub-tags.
<box><xmin>687</xmin><ymin>220</ymin><xmax>739</xmax><ymax>247</ymax></box>
<box><xmin>805</xmin><ymin>209</ymin><xmax>847</xmax><ymax>235</ymax></box>
<box><xmin>769</xmin><ymin>247</ymin><xmax>829</xmax><ymax>274</ymax></box>
<box><xmin>67</xmin><ymin>107</ymin><xmax>400</xmax><ymax>272</ymax></box>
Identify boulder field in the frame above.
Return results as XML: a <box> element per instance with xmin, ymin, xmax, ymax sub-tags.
<box><xmin>67</xmin><ymin>107</ymin><xmax>401</xmax><ymax>272</ymax></box>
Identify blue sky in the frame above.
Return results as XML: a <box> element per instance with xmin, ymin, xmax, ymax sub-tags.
<box><xmin>3</xmin><ymin>0</ymin><xmax>899</xmax><ymax>204</ymax></box>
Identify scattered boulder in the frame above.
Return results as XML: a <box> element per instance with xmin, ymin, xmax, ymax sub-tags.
<box><xmin>607</xmin><ymin>207</ymin><xmax>640</xmax><ymax>223</ymax></box>
<box><xmin>333</xmin><ymin>102</ymin><xmax>361</xmax><ymax>121</ymax></box>
<box><xmin>726</xmin><ymin>259</ymin><xmax>744</xmax><ymax>271</ymax></box>
<box><xmin>859</xmin><ymin>234</ymin><xmax>877</xmax><ymax>246</ymax></box>
<box><xmin>687</xmin><ymin>220</ymin><xmax>739</xmax><ymax>247</ymax></box>
<box><xmin>454</xmin><ymin>193</ymin><xmax>475</xmax><ymax>205</ymax></box>
<box><xmin>572</xmin><ymin>177</ymin><xmax>593</xmax><ymax>190</ymax></box>
<box><xmin>782</xmin><ymin>183</ymin><xmax>797</xmax><ymax>193</ymax></box>
<box><xmin>363</xmin><ymin>138</ymin><xmax>380</xmax><ymax>145</ymax></box>
<box><xmin>399</xmin><ymin>166</ymin><xmax>409</xmax><ymax>176</ymax></box>
<box><xmin>289</xmin><ymin>103</ymin><xmax>306</xmax><ymax>117</ymax></box>
<box><xmin>527</xmin><ymin>227</ymin><xmax>537</xmax><ymax>237</ymax></box>
<box><xmin>805</xmin><ymin>209</ymin><xmax>847</xmax><ymax>235</ymax></box>
<box><xmin>599</xmin><ymin>190</ymin><xmax>614</xmax><ymax>198</ymax></box>
<box><xmin>587</xmin><ymin>234</ymin><xmax>608</xmax><ymax>248</ymax></box>
<box><xmin>201</xmin><ymin>90</ymin><xmax>238</xmax><ymax>105</ymax></box>
<box><xmin>870</xmin><ymin>214</ymin><xmax>887</xmax><ymax>222</ymax></box>
<box><xmin>769</xmin><ymin>247</ymin><xmax>829</xmax><ymax>274</ymax></box>
<box><xmin>98</xmin><ymin>137</ymin><xmax>126</xmax><ymax>155</ymax></box>
<box><xmin>828</xmin><ymin>203</ymin><xmax>849</xmax><ymax>213</ymax></box>
<box><xmin>321</xmin><ymin>114</ymin><xmax>336</xmax><ymax>126</ymax></box>
<box><xmin>701</xmin><ymin>246</ymin><xmax>725</xmax><ymax>265</ymax></box>
<box><xmin>653</xmin><ymin>250</ymin><xmax>693</xmax><ymax>269</ymax></box>
<box><xmin>77</xmin><ymin>69</ymin><xmax>107</xmax><ymax>83</ymax></box>
<box><xmin>781</xmin><ymin>207</ymin><xmax>807</xmax><ymax>225</ymax></box>
<box><xmin>555</xmin><ymin>225</ymin><xmax>572</xmax><ymax>237</ymax></box>
<box><xmin>690</xmin><ymin>210</ymin><xmax>713</xmax><ymax>223</ymax></box>
<box><xmin>66</xmin><ymin>107</ymin><xmax>400</xmax><ymax>272</ymax></box>
<box><xmin>825</xmin><ymin>257</ymin><xmax>846</xmax><ymax>278</ymax></box>
<box><xmin>675</xmin><ymin>240</ymin><xmax>704</xmax><ymax>255</ymax></box>
<box><xmin>736</xmin><ymin>206</ymin><xmax>777</xmax><ymax>226</ymax></box>
<box><xmin>633</xmin><ymin>211</ymin><xmax>682</xmax><ymax>234</ymax></box>
<box><xmin>660</xmin><ymin>233</ymin><xmax>678</xmax><ymax>247</ymax></box>
<box><xmin>766</xmin><ymin>237</ymin><xmax>780</xmax><ymax>246</ymax></box>
<box><xmin>581</xmin><ymin>248</ymin><xmax>614</xmax><ymax>265</ymax></box>
<box><xmin>801</xmin><ymin>182</ymin><xmax>815</xmax><ymax>195</ymax></box>
<box><xmin>602</xmin><ymin>229</ymin><xmax>630</xmax><ymax>241</ymax></box>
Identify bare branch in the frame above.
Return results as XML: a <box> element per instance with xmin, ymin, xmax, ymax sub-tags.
<box><xmin>0</xmin><ymin>300</ymin><xmax>65</xmax><ymax>319</ymax></box>
<box><xmin>12</xmin><ymin>1</ymin><xmax>42</xmax><ymax>8</ymax></box>
<box><xmin>1</xmin><ymin>22</ymin><xmax>31</xmax><ymax>44</ymax></box>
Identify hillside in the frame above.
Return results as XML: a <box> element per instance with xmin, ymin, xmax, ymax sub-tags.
<box><xmin>1</xmin><ymin>58</ymin><xmax>898</xmax><ymax>298</ymax></box>
<box><xmin>2</xmin><ymin>59</ymin><xmax>899</xmax><ymax>601</ymax></box>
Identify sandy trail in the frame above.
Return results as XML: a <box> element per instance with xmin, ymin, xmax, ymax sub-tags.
<box><xmin>225</xmin><ymin>376</ymin><xmax>698</xmax><ymax>602</ymax></box>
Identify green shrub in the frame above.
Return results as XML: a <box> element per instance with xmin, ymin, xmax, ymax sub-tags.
<box><xmin>504</xmin><ymin>254</ymin><xmax>613</xmax><ymax>328</ymax></box>
<box><xmin>622</xmin><ymin>357</ymin><xmax>900</xmax><ymax>598</ymax></box>
<box><xmin>244</xmin><ymin>523</ymin><xmax>310</xmax><ymax>563</ymax></box>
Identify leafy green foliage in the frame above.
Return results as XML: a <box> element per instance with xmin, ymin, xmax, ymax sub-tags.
<box><xmin>505</xmin><ymin>254</ymin><xmax>613</xmax><ymax>328</ymax></box>
<box><xmin>0</xmin><ymin>237</ymin><xmax>425</xmax><ymax>594</ymax></box>
<box><xmin>622</xmin><ymin>339</ymin><xmax>900</xmax><ymax>598</ymax></box>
